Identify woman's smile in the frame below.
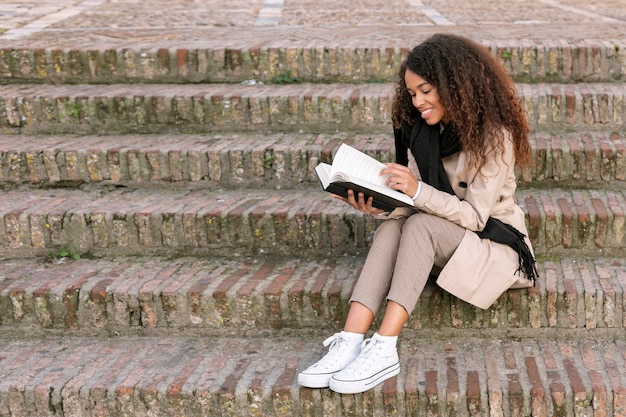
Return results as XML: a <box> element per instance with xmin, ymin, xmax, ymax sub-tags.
<box><xmin>404</xmin><ymin>69</ymin><xmax>449</xmax><ymax>125</ymax></box>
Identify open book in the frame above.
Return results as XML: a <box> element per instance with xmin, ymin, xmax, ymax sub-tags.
<box><xmin>314</xmin><ymin>143</ymin><xmax>414</xmax><ymax>212</ymax></box>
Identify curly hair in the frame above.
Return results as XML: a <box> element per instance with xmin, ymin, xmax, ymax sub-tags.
<box><xmin>391</xmin><ymin>33</ymin><xmax>531</xmax><ymax>168</ymax></box>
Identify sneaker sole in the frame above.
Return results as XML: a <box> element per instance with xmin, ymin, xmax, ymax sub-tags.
<box><xmin>297</xmin><ymin>371</ymin><xmax>335</xmax><ymax>388</ymax></box>
<box><xmin>328</xmin><ymin>362</ymin><xmax>400</xmax><ymax>394</ymax></box>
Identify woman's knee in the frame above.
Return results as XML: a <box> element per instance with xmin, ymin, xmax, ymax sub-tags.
<box><xmin>401</xmin><ymin>213</ymin><xmax>461</xmax><ymax>247</ymax></box>
<box><xmin>400</xmin><ymin>214</ymin><xmax>464</xmax><ymax>262</ymax></box>
<box><xmin>373</xmin><ymin>218</ymin><xmax>405</xmax><ymax>241</ymax></box>
<box><xmin>402</xmin><ymin>213</ymin><xmax>433</xmax><ymax>235</ymax></box>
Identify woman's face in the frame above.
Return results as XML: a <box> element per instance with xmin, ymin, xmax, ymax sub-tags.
<box><xmin>404</xmin><ymin>69</ymin><xmax>450</xmax><ymax>126</ymax></box>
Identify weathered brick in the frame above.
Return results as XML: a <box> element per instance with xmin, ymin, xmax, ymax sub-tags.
<box><xmin>159</xmin><ymin>264</ymin><xmax>203</xmax><ymax>326</ymax></box>
<box><xmin>87</xmin><ymin>343</ymin><xmax>143</xmax><ymax>416</ymax></box>
<box><xmin>217</xmin><ymin>356</ymin><xmax>251</xmax><ymax>416</ymax></box>
<box><xmin>7</xmin><ymin>354</ymin><xmax>56</xmax><ymax>416</ymax></box>
<box><xmin>263</xmin><ymin>263</ymin><xmax>296</xmax><ymax>329</ymax></box>
<box><xmin>138</xmin><ymin>261</ymin><xmax>182</xmax><ymax>328</ymax></box>
<box><xmin>85</xmin><ymin>263</ymin><xmax>130</xmax><ymax>328</ymax></box>
<box><xmin>59</xmin><ymin>342</ymin><xmax>115</xmax><ymax>415</ymax></box>
<box><xmin>32</xmin><ymin>264</ymin><xmax>76</xmax><ymax>328</ymax></box>
<box><xmin>114</xmin><ymin>344</ymin><xmax>166</xmax><ymax>415</ymax></box>
<box><xmin>272</xmin><ymin>356</ymin><xmax>299</xmax><ymax>417</ymax></box>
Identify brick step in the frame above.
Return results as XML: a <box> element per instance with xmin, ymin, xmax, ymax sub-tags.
<box><xmin>1</xmin><ymin>82</ymin><xmax>624</xmax><ymax>135</ymax></box>
<box><xmin>1</xmin><ymin>333</ymin><xmax>626</xmax><ymax>417</ymax></box>
<box><xmin>0</xmin><ymin>131</ymin><xmax>624</xmax><ymax>190</ymax></box>
<box><xmin>0</xmin><ymin>36</ymin><xmax>623</xmax><ymax>85</ymax></box>
<box><xmin>0</xmin><ymin>188</ymin><xmax>623</xmax><ymax>259</ymax></box>
<box><xmin>0</xmin><ymin>255</ymin><xmax>625</xmax><ymax>334</ymax></box>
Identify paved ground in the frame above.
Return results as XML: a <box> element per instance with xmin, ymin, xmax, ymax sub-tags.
<box><xmin>0</xmin><ymin>0</ymin><xmax>624</xmax><ymax>44</ymax></box>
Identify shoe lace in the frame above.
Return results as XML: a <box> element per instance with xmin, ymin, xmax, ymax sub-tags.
<box><xmin>344</xmin><ymin>337</ymin><xmax>382</xmax><ymax>373</ymax></box>
<box><xmin>323</xmin><ymin>332</ymin><xmax>348</xmax><ymax>350</ymax></box>
<box><xmin>359</xmin><ymin>337</ymin><xmax>380</xmax><ymax>358</ymax></box>
<box><xmin>315</xmin><ymin>333</ymin><xmax>350</xmax><ymax>367</ymax></box>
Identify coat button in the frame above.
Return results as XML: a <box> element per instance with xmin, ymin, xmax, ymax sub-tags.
<box><xmin>459</xmin><ymin>181</ymin><xmax>468</xmax><ymax>188</ymax></box>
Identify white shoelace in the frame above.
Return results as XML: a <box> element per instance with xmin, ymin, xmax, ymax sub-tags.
<box><xmin>323</xmin><ymin>332</ymin><xmax>346</xmax><ymax>349</ymax></box>
<box><xmin>313</xmin><ymin>333</ymin><xmax>351</xmax><ymax>368</ymax></box>
<box><xmin>343</xmin><ymin>337</ymin><xmax>384</xmax><ymax>375</ymax></box>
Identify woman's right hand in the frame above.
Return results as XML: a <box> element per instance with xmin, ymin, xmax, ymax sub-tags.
<box><xmin>332</xmin><ymin>189</ymin><xmax>386</xmax><ymax>215</ymax></box>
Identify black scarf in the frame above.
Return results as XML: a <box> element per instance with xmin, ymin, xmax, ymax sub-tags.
<box><xmin>396</xmin><ymin>121</ymin><xmax>538</xmax><ymax>284</ymax></box>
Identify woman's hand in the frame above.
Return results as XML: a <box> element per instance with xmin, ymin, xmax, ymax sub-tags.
<box><xmin>381</xmin><ymin>163</ymin><xmax>419</xmax><ymax>198</ymax></box>
<box><xmin>332</xmin><ymin>162</ymin><xmax>418</xmax><ymax>215</ymax></box>
<box><xmin>332</xmin><ymin>190</ymin><xmax>386</xmax><ymax>215</ymax></box>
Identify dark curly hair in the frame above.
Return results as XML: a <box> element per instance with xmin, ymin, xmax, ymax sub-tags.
<box><xmin>392</xmin><ymin>33</ymin><xmax>531</xmax><ymax>168</ymax></box>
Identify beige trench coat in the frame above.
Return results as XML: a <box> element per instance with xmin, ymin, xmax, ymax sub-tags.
<box><xmin>388</xmin><ymin>131</ymin><xmax>534</xmax><ymax>309</ymax></box>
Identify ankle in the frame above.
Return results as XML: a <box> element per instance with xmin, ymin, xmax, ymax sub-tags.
<box><xmin>373</xmin><ymin>332</ymin><xmax>398</xmax><ymax>353</ymax></box>
<box><xmin>341</xmin><ymin>331</ymin><xmax>365</xmax><ymax>344</ymax></box>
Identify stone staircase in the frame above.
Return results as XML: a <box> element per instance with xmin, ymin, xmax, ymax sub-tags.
<box><xmin>0</xmin><ymin>27</ymin><xmax>625</xmax><ymax>417</ymax></box>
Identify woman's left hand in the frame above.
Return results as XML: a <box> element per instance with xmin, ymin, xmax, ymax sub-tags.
<box><xmin>381</xmin><ymin>163</ymin><xmax>419</xmax><ymax>198</ymax></box>
<box><xmin>332</xmin><ymin>189</ymin><xmax>386</xmax><ymax>215</ymax></box>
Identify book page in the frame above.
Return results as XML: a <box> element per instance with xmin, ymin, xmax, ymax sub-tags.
<box><xmin>313</xmin><ymin>145</ymin><xmax>414</xmax><ymax>209</ymax></box>
<box><xmin>330</xmin><ymin>144</ymin><xmax>390</xmax><ymax>187</ymax></box>
<box><xmin>314</xmin><ymin>163</ymin><xmax>332</xmax><ymax>188</ymax></box>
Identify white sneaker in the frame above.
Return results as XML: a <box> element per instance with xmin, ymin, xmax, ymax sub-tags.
<box><xmin>297</xmin><ymin>332</ymin><xmax>363</xmax><ymax>388</ymax></box>
<box><xmin>329</xmin><ymin>333</ymin><xmax>400</xmax><ymax>394</ymax></box>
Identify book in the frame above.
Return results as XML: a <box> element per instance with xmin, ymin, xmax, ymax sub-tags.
<box><xmin>314</xmin><ymin>143</ymin><xmax>415</xmax><ymax>212</ymax></box>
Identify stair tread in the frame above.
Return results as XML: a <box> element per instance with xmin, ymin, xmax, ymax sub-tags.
<box><xmin>0</xmin><ymin>131</ymin><xmax>623</xmax><ymax>188</ymax></box>
<box><xmin>1</xmin><ymin>82</ymin><xmax>624</xmax><ymax>135</ymax></box>
<box><xmin>1</xmin><ymin>29</ymin><xmax>623</xmax><ymax>85</ymax></box>
<box><xmin>0</xmin><ymin>187</ymin><xmax>624</xmax><ymax>258</ymax></box>
<box><xmin>0</xmin><ymin>185</ymin><xmax>624</xmax><ymax>203</ymax></box>
<box><xmin>2</xmin><ymin>23</ymin><xmax>624</xmax><ymax>45</ymax></box>
<box><xmin>1</xmin><ymin>332</ymin><xmax>626</xmax><ymax>416</ymax></box>
<box><xmin>3</xmin><ymin>81</ymin><xmax>625</xmax><ymax>93</ymax></box>
<box><xmin>1</xmin><ymin>253</ymin><xmax>625</xmax><ymax>333</ymax></box>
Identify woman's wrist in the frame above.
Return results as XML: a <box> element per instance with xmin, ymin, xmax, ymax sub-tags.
<box><xmin>411</xmin><ymin>181</ymin><xmax>422</xmax><ymax>201</ymax></box>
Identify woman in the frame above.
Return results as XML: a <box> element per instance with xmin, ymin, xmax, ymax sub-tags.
<box><xmin>297</xmin><ymin>33</ymin><xmax>537</xmax><ymax>395</ymax></box>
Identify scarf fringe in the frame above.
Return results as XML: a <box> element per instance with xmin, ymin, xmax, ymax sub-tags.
<box><xmin>514</xmin><ymin>244</ymin><xmax>539</xmax><ymax>285</ymax></box>
<box><xmin>477</xmin><ymin>218</ymin><xmax>539</xmax><ymax>286</ymax></box>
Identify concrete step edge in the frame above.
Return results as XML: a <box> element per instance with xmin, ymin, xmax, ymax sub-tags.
<box><xmin>0</xmin><ymin>131</ymin><xmax>624</xmax><ymax>189</ymax></box>
<box><xmin>0</xmin><ymin>333</ymin><xmax>625</xmax><ymax>417</ymax></box>
<box><xmin>0</xmin><ymin>82</ymin><xmax>625</xmax><ymax>134</ymax></box>
<box><xmin>0</xmin><ymin>254</ymin><xmax>625</xmax><ymax>334</ymax></box>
